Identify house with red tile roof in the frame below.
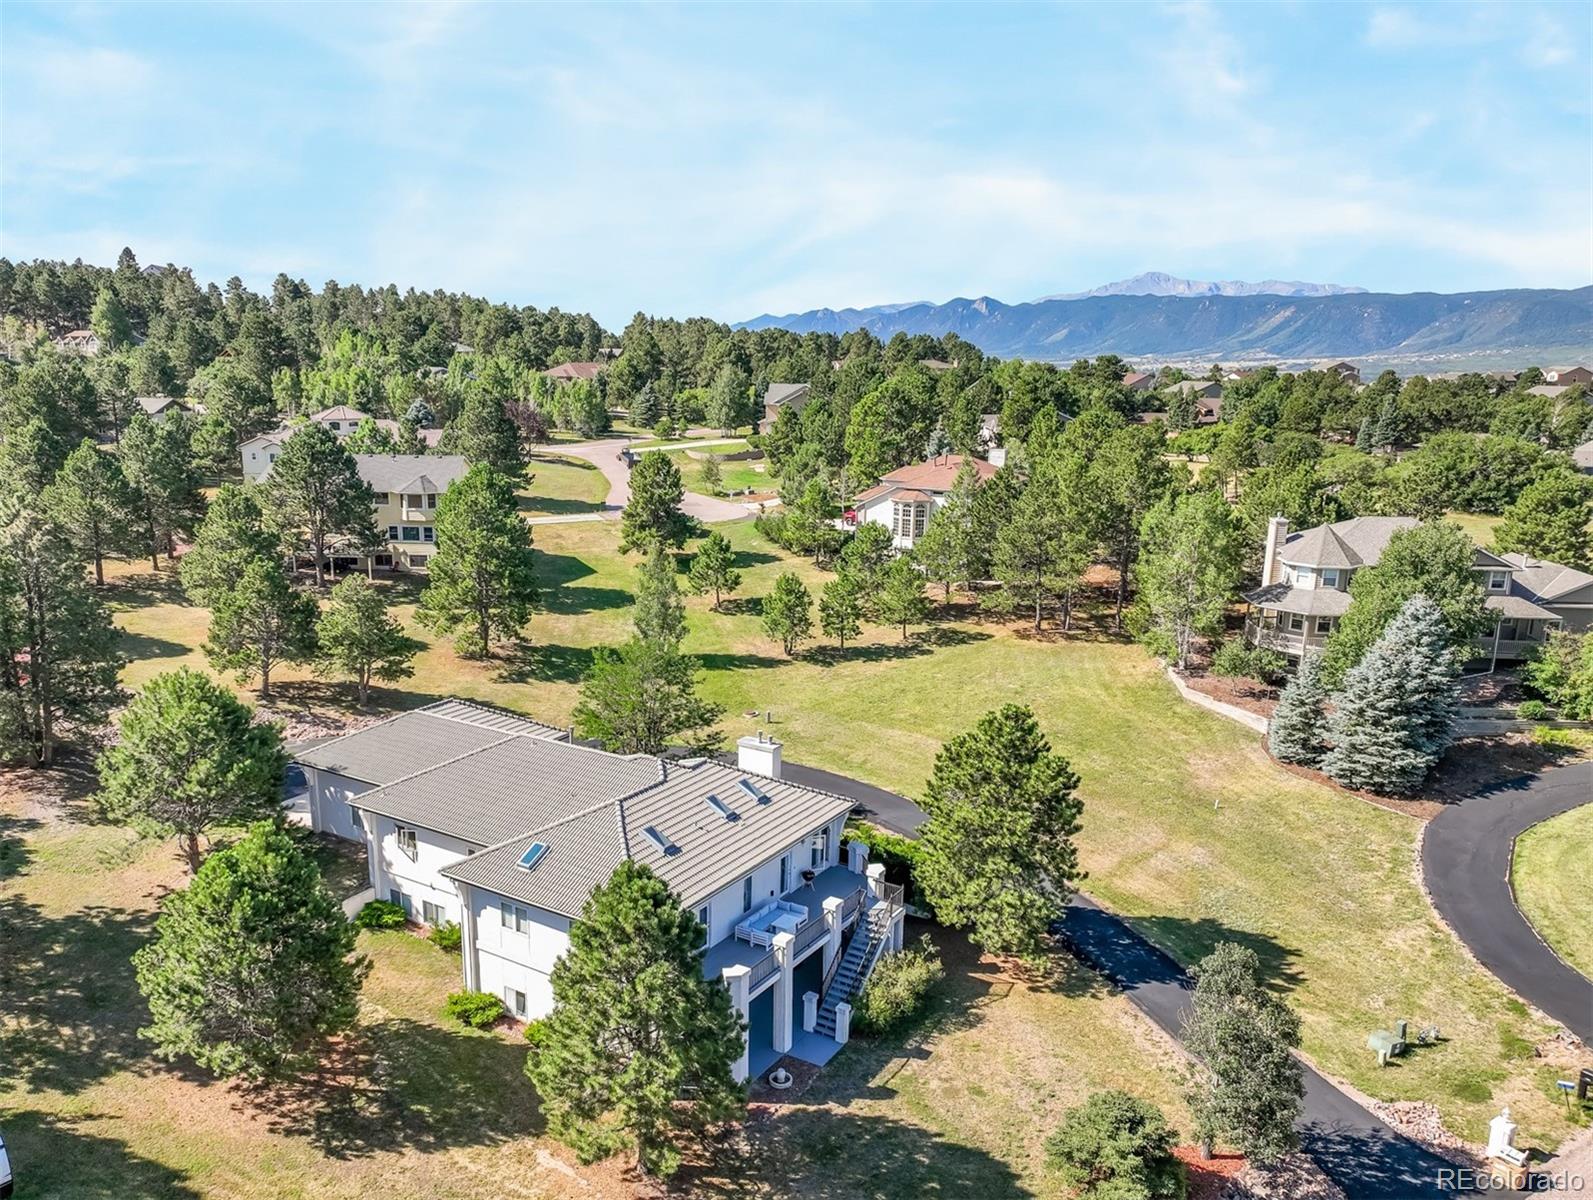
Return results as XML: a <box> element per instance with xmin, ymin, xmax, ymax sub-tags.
<box><xmin>850</xmin><ymin>454</ymin><xmax>998</xmax><ymax>549</ymax></box>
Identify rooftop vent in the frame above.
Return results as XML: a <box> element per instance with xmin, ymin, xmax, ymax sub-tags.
<box><xmin>516</xmin><ymin>841</ymin><xmax>549</xmax><ymax>871</ymax></box>
<box><xmin>737</xmin><ymin>778</ymin><xmax>771</xmax><ymax>805</ymax></box>
<box><xmin>705</xmin><ymin>793</ymin><xmax>738</xmax><ymax>822</ymax></box>
<box><xmin>642</xmin><ymin>825</ymin><xmax>678</xmax><ymax>855</ymax></box>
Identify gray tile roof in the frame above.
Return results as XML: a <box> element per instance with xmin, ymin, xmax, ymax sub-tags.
<box><xmin>1496</xmin><ymin>554</ymin><xmax>1593</xmax><ymax>603</ymax></box>
<box><xmin>1243</xmin><ymin>583</ymin><xmax>1352</xmax><ymax>617</ymax></box>
<box><xmin>443</xmin><ymin>757</ymin><xmax>856</xmax><ymax>916</ymax></box>
<box><xmin>1279</xmin><ymin>516</ymin><xmax>1420</xmax><ymax>568</ymax></box>
<box><xmin>292</xmin><ymin>701</ymin><xmax>566</xmax><ymax>785</ymax></box>
<box><xmin>135</xmin><ymin>395</ymin><xmax>188</xmax><ymax>415</ymax></box>
<box><xmin>354</xmin><ymin>454</ymin><xmax>470</xmax><ymax>494</ymax></box>
<box><xmin>763</xmin><ymin>382</ymin><xmax>811</xmax><ymax>409</ymax></box>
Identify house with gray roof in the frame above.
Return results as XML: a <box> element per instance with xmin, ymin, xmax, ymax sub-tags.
<box><xmin>293</xmin><ymin>703</ymin><xmax>903</xmax><ymax>1081</ymax></box>
<box><xmin>1244</xmin><ymin>515</ymin><xmax>1581</xmax><ymax>666</ymax></box>
<box><xmin>761</xmin><ymin>382</ymin><xmax>811</xmax><ymax>430</ymax></box>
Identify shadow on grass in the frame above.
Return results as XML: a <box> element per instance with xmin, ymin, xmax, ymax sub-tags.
<box><xmin>1127</xmin><ymin>915</ymin><xmax>1305</xmax><ymax>995</ymax></box>
<box><xmin>520</xmin><ymin>494</ymin><xmax>606</xmax><ymax>517</ymax></box>
<box><xmin>244</xmin><ymin>1017</ymin><xmax>542</xmax><ymax>1160</ymax></box>
<box><xmin>497</xmin><ymin>642</ymin><xmax>598</xmax><ymax>685</ymax></box>
<box><xmin>102</xmin><ymin>564</ymin><xmax>187</xmax><ymax>610</ymax></box>
<box><xmin>0</xmin><ymin>1109</ymin><xmax>204</xmax><ymax>1199</ymax></box>
<box><xmin>542</xmin><ymin>585</ymin><xmax>633</xmax><ymax>617</ymax></box>
<box><xmin>116</xmin><ymin>630</ymin><xmax>192</xmax><ymax>663</ymax></box>
<box><xmin>694</xmin><ymin>651</ymin><xmax>789</xmax><ymax>674</ymax></box>
<box><xmin>713</xmin><ymin>595</ymin><xmax>764</xmax><ymax>618</ymax></box>
<box><xmin>0</xmin><ymin>754</ymin><xmax>105</xmax><ymax>825</ymax></box>
<box><xmin>0</xmin><ymin>810</ymin><xmax>40</xmax><ymax>880</ymax></box>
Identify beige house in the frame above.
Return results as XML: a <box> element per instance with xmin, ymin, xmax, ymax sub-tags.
<box><xmin>1244</xmin><ymin>515</ymin><xmax>1587</xmax><ymax>668</ymax></box>
<box><xmin>353</xmin><ymin>455</ymin><xmax>471</xmax><ymax>573</ymax></box>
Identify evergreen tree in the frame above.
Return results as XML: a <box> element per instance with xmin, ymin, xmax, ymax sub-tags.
<box><xmin>180</xmin><ymin>484</ymin><xmax>279</xmax><ymax>607</ymax></box>
<box><xmin>1129</xmin><ymin>488</ymin><xmax>1241</xmax><ymax>670</ymax></box>
<box><xmin>415</xmin><ymin>465</ymin><xmax>538</xmax><ymax>657</ymax></box>
<box><xmin>699</xmin><ymin>453</ymin><xmax>723</xmax><ymax>495</ymax></box>
<box><xmin>89</xmin><ymin>285</ymin><xmax>135</xmax><ymax>351</ymax></box>
<box><xmin>526</xmin><ymin>861</ymin><xmax>744</xmax><ymax>1178</ymax></box>
<box><xmin>819</xmin><ymin>573</ymin><xmax>864</xmax><ymax>649</ymax></box>
<box><xmin>134</xmin><ymin>821</ymin><xmax>368</xmax><ymax>1080</ymax></box>
<box><xmin>1090</xmin><ymin>425</ymin><xmax>1172</xmax><ymax>630</ymax></box>
<box><xmin>1355</xmin><ymin>415</ymin><xmax>1373</xmax><ymax>452</ymax></box>
<box><xmin>633</xmin><ymin>543</ymin><xmax>687</xmax><ymax>648</ymax></box>
<box><xmin>990</xmin><ymin>474</ymin><xmax>1088</xmax><ymax>631</ymax></box>
<box><xmin>261</xmin><ymin>423</ymin><xmax>376</xmax><ymax>588</ymax></box>
<box><xmin>631</xmin><ymin>382</ymin><xmax>663</xmax><ymax>429</ymax></box>
<box><xmin>620</xmin><ymin>450</ymin><xmax>690</xmax><ymax>553</ymax></box>
<box><xmin>875</xmin><ymin>554</ymin><xmax>930</xmax><ymax>639</ymax></box>
<box><xmin>686</xmin><ymin>530</ymin><xmax>741</xmax><ymax>609</ymax></box>
<box><xmin>1267</xmin><ymin>653</ymin><xmax>1328</xmax><ymax>766</ymax></box>
<box><xmin>43</xmin><ymin>439</ymin><xmax>137</xmax><ymax>585</ymax></box>
<box><xmin>837</xmin><ymin>522</ymin><xmax>895</xmax><ymax>615</ymax></box>
<box><xmin>1045</xmin><ymin>1090</ymin><xmax>1185</xmax><ymax>1200</ymax></box>
<box><xmin>1182</xmin><ymin>942</ymin><xmax>1303</xmax><ymax>1166</ymax></box>
<box><xmin>704</xmin><ymin>363</ymin><xmax>752</xmax><ymax>433</ymax></box>
<box><xmin>1493</xmin><ymin>469</ymin><xmax>1592</xmax><ymax>571</ymax></box>
<box><xmin>97</xmin><ymin>668</ymin><xmax>286</xmax><ymax>874</ymax></box>
<box><xmin>915</xmin><ymin>705</ymin><xmax>1083</xmax><ymax>958</ymax></box>
<box><xmin>204</xmin><ymin>556</ymin><xmax>319</xmax><ymax>700</ymax></box>
<box><xmin>315</xmin><ymin>575</ymin><xmax>422</xmax><ymax>706</ymax></box>
<box><xmin>912</xmin><ymin>462</ymin><xmax>984</xmax><ymax>601</ymax></box>
<box><xmin>443</xmin><ymin>387</ymin><xmax>523</xmax><ymax>476</ymax></box>
<box><xmin>573</xmin><ymin>637</ymin><xmax>723</xmax><ymax>755</ymax></box>
<box><xmin>343</xmin><ymin>417</ymin><xmax>399</xmax><ymax>455</ymax></box>
<box><xmin>121</xmin><ymin>412</ymin><xmax>206</xmax><ymax>570</ymax></box>
<box><xmin>0</xmin><ymin>501</ymin><xmax>124</xmax><ymax>765</ymax></box>
<box><xmin>761</xmin><ymin>572</ymin><xmax>813</xmax><ymax>655</ymax></box>
<box><xmin>0</xmin><ymin>416</ymin><xmax>70</xmax><ymax>499</ymax></box>
<box><xmin>1322</xmin><ymin>594</ymin><xmax>1459</xmax><ymax>794</ymax></box>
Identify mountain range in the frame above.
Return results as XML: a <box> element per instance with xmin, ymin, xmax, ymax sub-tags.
<box><xmin>736</xmin><ymin>277</ymin><xmax>1593</xmax><ymax>365</ymax></box>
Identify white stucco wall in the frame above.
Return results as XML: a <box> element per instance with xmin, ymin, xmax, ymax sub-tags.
<box><xmin>468</xmin><ymin>887</ymin><xmax>572</xmax><ymax>1019</ymax></box>
<box><xmin>306</xmin><ymin>768</ymin><xmax>373</xmax><ymax>842</ymax></box>
<box><xmin>367</xmin><ymin>814</ymin><xmax>478</xmax><ymax>928</ymax></box>
<box><xmin>691</xmin><ymin>813</ymin><xmax>849</xmax><ymax>942</ymax></box>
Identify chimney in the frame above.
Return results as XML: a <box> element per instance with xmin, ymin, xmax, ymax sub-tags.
<box><xmin>736</xmin><ymin>730</ymin><xmax>782</xmax><ymax>780</ymax></box>
<box><xmin>1261</xmin><ymin>515</ymin><xmax>1289</xmax><ymax>587</ymax></box>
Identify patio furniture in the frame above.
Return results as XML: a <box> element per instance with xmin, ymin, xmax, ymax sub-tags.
<box><xmin>735</xmin><ymin>899</ymin><xmax>808</xmax><ymax>947</ymax></box>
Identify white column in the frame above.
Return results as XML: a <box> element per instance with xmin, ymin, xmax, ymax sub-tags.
<box><xmin>458</xmin><ymin>883</ymin><xmax>479</xmax><ymax>991</ymax></box>
<box><xmin>865</xmin><ymin>862</ymin><xmax>886</xmax><ymax>901</ymax></box>
<box><xmin>803</xmin><ymin>990</ymin><xmax>818</xmax><ymax>1033</ymax></box>
<box><xmin>305</xmin><ymin>767</ymin><xmax>322</xmax><ymax>832</ymax></box>
<box><xmin>834</xmin><ymin>1000</ymin><xmax>853</xmax><ymax>1044</ymax></box>
<box><xmin>721</xmin><ymin>964</ymin><xmax>752</xmax><ymax>1083</ymax></box>
<box><xmin>890</xmin><ymin>909</ymin><xmax>905</xmax><ymax>953</ymax></box>
<box><xmin>821</xmin><ymin>896</ymin><xmax>845</xmax><ymax>975</ymax></box>
<box><xmin>771</xmin><ymin>931</ymin><xmax>795</xmax><ymax>1055</ymax></box>
<box><xmin>846</xmin><ymin>838</ymin><xmax>869</xmax><ymax>876</ymax></box>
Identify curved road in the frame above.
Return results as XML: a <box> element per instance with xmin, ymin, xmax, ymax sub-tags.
<box><xmin>800</xmin><ymin>758</ymin><xmax>1465</xmax><ymax>1196</ymax></box>
<box><xmin>542</xmin><ymin>437</ymin><xmax>750</xmax><ymax>524</ymax></box>
<box><xmin>1423</xmin><ymin>760</ymin><xmax>1593</xmax><ymax>1042</ymax></box>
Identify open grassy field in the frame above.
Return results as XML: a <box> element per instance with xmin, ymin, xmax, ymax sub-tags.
<box><xmin>519</xmin><ymin>451</ymin><xmax>610</xmax><ymax>517</ymax></box>
<box><xmin>1447</xmin><ymin>510</ymin><xmax>1503</xmax><ymax>547</ymax></box>
<box><xmin>1511</xmin><ymin>804</ymin><xmax>1593</xmax><ymax>981</ymax></box>
<box><xmin>82</xmin><ymin>513</ymin><xmax>1591</xmax><ymax>1155</ymax></box>
<box><xmin>661</xmin><ymin>441</ymin><xmax>775</xmax><ymax>497</ymax></box>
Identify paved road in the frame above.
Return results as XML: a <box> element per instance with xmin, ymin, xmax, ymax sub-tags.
<box><xmin>807</xmin><ymin>763</ymin><xmax>1467</xmax><ymax>1195</ymax></box>
<box><xmin>1423</xmin><ymin>760</ymin><xmax>1592</xmax><ymax>1042</ymax></box>
<box><xmin>554</xmin><ymin>437</ymin><xmax>751</xmax><ymax>524</ymax></box>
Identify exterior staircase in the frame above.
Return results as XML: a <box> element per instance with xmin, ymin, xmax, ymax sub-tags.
<box><xmin>815</xmin><ymin>891</ymin><xmax>898</xmax><ymax>1039</ymax></box>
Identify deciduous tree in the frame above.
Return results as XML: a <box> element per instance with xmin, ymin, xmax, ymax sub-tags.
<box><xmin>1130</xmin><ymin>488</ymin><xmax>1242</xmax><ymax>671</ymax></box>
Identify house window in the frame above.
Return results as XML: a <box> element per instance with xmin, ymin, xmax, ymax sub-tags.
<box><xmin>388</xmin><ymin>525</ymin><xmax>400</xmax><ymax>540</ymax></box>
<box><xmin>347</xmin><ymin>804</ymin><xmax>360</xmax><ymax>831</ymax></box>
<box><xmin>779</xmin><ymin>855</ymin><xmax>790</xmax><ymax>894</ymax></box>
<box><xmin>374</xmin><ymin>554</ymin><xmax>393</xmax><ymax>567</ymax></box>
<box><xmin>500</xmin><ymin>901</ymin><xmax>531</xmax><ymax>933</ymax></box>
<box><xmin>1287</xmin><ymin>613</ymin><xmax>1305</xmax><ymax>632</ymax></box>
<box><xmin>742</xmin><ymin>875</ymin><xmax>753</xmax><ymax>913</ymax></box>
<box><xmin>812</xmin><ymin>826</ymin><xmax>830</xmax><ymax>868</ymax></box>
<box><xmin>1294</xmin><ymin>567</ymin><xmax>1315</xmax><ymax>588</ymax></box>
<box><xmin>410</xmin><ymin>555</ymin><xmax>428</xmax><ymax>567</ymax></box>
<box><xmin>395</xmin><ymin>826</ymin><xmax>417</xmax><ymax>860</ymax></box>
<box><xmin>696</xmin><ymin>905</ymin><xmax>710</xmax><ymax>950</ymax></box>
<box><xmin>407</xmin><ymin>493</ymin><xmax>423</xmax><ymax>508</ymax></box>
<box><xmin>422</xmin><ymin>899</ymin><xmax>444</xmax><ymax>927</ymax></box>
<box><xmin>427</xmin><ymin>493</ymin><xmax>439</xmax><ymax>509</ymax></box>
<box><xmin>422</xmin><ymin>526</ymin><xmax>434</xmax><ymax>542</ymax></box>
<box><xmin>505</xmin><ymin>987</ymin><xmax>527</xmax><ymax>1018</ymax></box>
<box><xmin>389</xmin><ymin>889</ymin><xmax>411</xmax><ymax>918</ymax></box>
<box><xmin>401</xmin><ymin>526</ymin><xmax>421</xmax><ymax>541</ymax></box>
<box><xmin>1320</xmin><ymin>569</ymin><xmax>1340</xmax><ymax>589</ymax></box>
<box><xmin>1488</xmin><ymin>571</ymin><xmax>1508</xmax><ymax>592</ymax></box>
<box><xmin>1498</xmin><ymin>621</ymin><xmax>1520</xmax><ymax>641</ymax></box>
<box><xmin>371</xmin><ymin>491</ymin><xmax>387</xmax><ymax>504</ymax></box>
<box><xmin>1314</xmin><ymin>617</ymin><xmax>1334</xmax><ymax>635</ymax></box>
<box><xmin>269</xmin><ymin>452</ymin><xmax>278</xmax><ymax>463</ymax></box>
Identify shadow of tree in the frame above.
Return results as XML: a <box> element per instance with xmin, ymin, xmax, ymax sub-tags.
<box><xmin>1125</xmin><ymin>915</ymin><xmax>1305</xmax><ymax>995</ymax></box>
<box><xmin>116</xmin><ymin>630</ymin><xmax>195</xmax><ymax>663</ymax></box>
<box><xmin>0</xmin><ymin>811</ymin><xmax>40</xmax><ymax>880</ymax></box>
<box><xmin>693</xmin><ymin>651</ymin><xmax>789</xmax><ymax>674</ymax></box>
<box><xmin>242</xmin><ymin>1018</ymin><xmax>542</xmax><ymax>1159</ymax></box>
<box><xmin>519</xmin><ymin>494</ymin><xmax>606</xmax><ymax>516</ymax></box>
<box><xmin>714</xmin><ymin>596</ymin><xmax>765</xmax><ymax>618</ymax></box>
<box><xmin>497</xmin><ymin>642</ymin><xmax>598</xmax><ymax>685</ymax></box>
<box><xmin>103</xmin><ymin>566</ymin><xmax>187</xmax><ymax>610</ymax></box>
<box><xmin>1297</xmin><ymin>1118</ymin><xmax>1457</xmax><ymax>1199</ymax></box>
<box><xmin>542</xmin><ymin>585</ymin><xmax>633</xmax><ymax>616</ymax></box>
<box><xmin>0</xmin><ymin>1109</ymin><xmax>205</xmax><ymax>1199</ymax></box>
<box><xmin>0</xmin><ymin>755</ymin><xmax>106</xmax><ymax>825</ymax></box>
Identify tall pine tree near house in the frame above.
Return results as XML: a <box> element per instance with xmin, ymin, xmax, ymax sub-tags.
<box><xmin>44</xmin><ymin>439</ymin><xmax>138</xmax><ymax>586</ymax></box>
<box><xmin>314</xmin><ymin>575</ymin><xmax>422</xmax><ymax>706</ymax></box>
<box><xmin>97</xmin><ymin>668</ymin><xmax>287</xmax><ymax>875</ymax></box>
<box><xmin>180</xmin><ymin>484</ymin><xmax>279</xmax><ymax>607</ymax></box>
<box><xmin>761</xmin><ymin>572</ymin><xmax>813</xmax><ymax>655</ymax></box>
<box><xmin>912</xmin><ymin>461</ymin><xmax>985</xmax><ymax>601</ymax></box>
<box><xmin>875</xmin><ymin>553</ymin><xmax>930</xmax><ymax>639</ymax></box>
<box><xmin>620</xmin><ymin>450</ymin><xmax>690</xmax><ymax>553</ymax></box>
<box><xmin>819</xmin><ymin>573</ymin><xmax>863</xmax><ymax>650</ymax></box>
<box><xmin>1130</xmin><ymin>487</ymin><xmax>1242</xmax><ymax>671</ymax></box>
<box><xmin>633</xmin><ymin>543</ymin><xmax>686</xmax><ymax>648</ymax></box>
<box><xmin>441</xmin><ymin>386</ymin><xmax>524</xmax><ymax>477</ymax></box>
<box><xmin>526</xmin><ymin>861</ymin><xmax>744</xmax><ymax>1179</ymax></box>
<box><xmin>1322</xmin><ymin>594</ymin><xmax>1459</xmax><ymax>794</ymax></box>
<box><xmin>686</xmin><ymin>530</ymin><xmax>740</xmax><ymax>609</ymax></box>
<box><xmin>121</xmin><ymin>411</ymin><xmax>206</xmax><ymax>570</ymax></box>
<box><xmin>573</xmin><ymin>637</ymin><xmax>722</xmax><ymax>756</ymax></box>
<box><xmin>915</xmin><ymin>705</ymin><xmax>1083</xmax><ymax>959</ymax></box>
<box><xmin>134</xmin><ymin>821</ymin><xmax>368</xmax><ymax>1080</ymax></box>
<box><xmin>1267</xmin><ymin>653</ymin><xmax>1328</xmax><ymax>766</ymax></box>
<box><xmin>204</xmin><ymin>556</ymin><xmax>319</xmax><ymax>701</ymax></box>
<box><xmin>1493</xmin><ymin>469</ymin><xmax>1593</xmax><ymax>571</ymax></box>
<box><xmin>261</xmin><ymin>422</ymin><xmax>375</xmax><ymax>588</ymax></box>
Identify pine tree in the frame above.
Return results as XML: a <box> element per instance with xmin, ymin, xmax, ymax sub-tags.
<box><xmin>180</xmin><ymin>484</ymin><xmax>278</xmax><ymax>607</ymax></box>
<box><xmin>315</xmin><ymin>575</ymin><xmax>422</xmax><ymax>706</ymax></box>
<box><xmin>526</xmin><ymin>861</ymin><xmax>744</xmax><ymax>1178</ymax></box>
<box><xmin>761</xmin><ymin>572</ymin><xmax>813</xmax><ymax>655</ymax></box>
<box><xmin>1267</xmin><ymin>653</ymin><xmax>1329</xmax><ymax>766</ymax></box>
<box><xmin>837</xmin><ymin>522</ymin><xmax>894</xmax><ymax>616</ymax></box>
<box><xmin>875</xmin><ymin>554</ymin><xmax>930</xmax><ymax>639</ymax></box>
<box><xmin>913</xmin><ymin>462</ymin><xmax>984</xmax><ymax>601</ymax></box>
<box><xmin>416</xmin><ymin>465</ymin><xmax>538</xmax><ymax>657</ymax></box>
<box><xmin>633</xmin><ymin>543</ymin><xmax>686</xmax><ymax>648</ymax></box>
<box><xmin>631</xmin><ymin>382</ymin><xmax>663</xmax><ymax>430</ymax></box>
<box><xmin>89</xmin><ymin>286</ymin><xmax>135</xmax><ymax>351</ymax></box>
<box><xmin>1493</xmin><ymin>469</ymin><xmax>1592</xmax><ymax>571</ymax></box>
<box><xmin>261</xmin><ymin>423</ymin><xmax>376</xmax><ymax>588</ymax></box>
<box><xmin>915</xmin><ymin>705</ymin><xmax>1083</xmax><ymax>959</ymax></box>
<box><xmin>343</xmin><ymin>417</ymin><xmax>399</xmax><ymax>455</ymax></box>
<box><xmin>97</xmin><ymin>668</ymin><xmax>286</xmax><ymax>874</ymax></box>
<box><xmin>1355</xmin><ymin>415</ymin><xmax>1373</xmax><ymax>452</ymax></box>
<box><xmin>990</xmin><ymin>476</ymin><xmax>1084</xmax><ymax>631</ymax></box>
<box><xmin>442</xmin><ymin>387</ymin><xmax>524</xmax><ymax>477</ymax></box>
<box><xmin>699</xmin><ymin>453</ymin><xmax>723</xmax><ymax>495</ymax></box>
<box><xmin>134</xmin><ymin>821</ymin><xmax>368</xmax><ymax>1080</ymax></box>
<box><xmin>686</xmin><ymin>530</ymin><xmax>741</xmax><ymax>609</ymax></box>
<box><xmin>1322</xmin><ymin>595</ymin><xmax>1459</xmax><ymax>794</ymax></box>
<box><xmin>1130</xmin><ymin>488</ymin><xmax>1242</xmax><ymax>670</ymax></box>
<box><xmin>620</xmin><ymin>451</ymin><xmax>690</xmax><ymax>553</ymax></box>
<box><xmin>121</xmin><ymin>412</ymin><xmax>206</xmax><ymax>570</ymax></box>
<box><xmin>1182</xmin><ymin>942</ymin><xmax>1303</xmax><ymax>1166</ymax></box>
<box><xmin>573</xmin><ymin>638</ymin><xmax>723</xmax><ymax>756</ymax></box>
<box><xmin>204</xmin><ymin>556</ymin><xmax>319</xmax><ymax>700</ymax></box>
<box><xmin>819</xmin><ymin>574</ymin><xmax>864</xmax><ymax>649</ymax></box>
<box><xmin>44</xmin><ymin>439</ymin><xmax>137</xmax><ymax>585</ymax></box>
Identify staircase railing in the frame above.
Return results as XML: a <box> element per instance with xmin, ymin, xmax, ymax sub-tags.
<box><xmin>819</xmin><ymin>883</ymin><xmax>903</xmax><ymax>1004</ymax></box>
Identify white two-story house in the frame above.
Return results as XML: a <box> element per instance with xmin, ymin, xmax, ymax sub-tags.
<box><xmin>292</xmin><ymin>700</ymin><xmax>905</xmax><ymax>1082</ymax></box>
<box><xmin>1244</xmin><ymin>515</ymin><xmax>1588</xmax><ymax>668</ymax></box>
<box><xmin>850</xmin><ymin>454</ymin><xmax>998</xmax><ymax>550</ymax></box>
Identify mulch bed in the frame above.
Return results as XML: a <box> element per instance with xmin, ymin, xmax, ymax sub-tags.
<box><xmin>1182</xmin><ymin>671</ymin><xmax>1280</xmax><ymax>719</ymax></box>
<box><xmin>746</xmin><ymin>1055</ymin><xmax>823</xmax><ymax>1109</ymax></box>
<box><xmin>1175</xmin><ymin>1147</ymin><xmax>1247</xmax><ymax>1200</ymax></box>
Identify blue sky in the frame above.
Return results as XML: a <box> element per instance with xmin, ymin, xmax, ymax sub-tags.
<box><xmin>3</xmin><ymin>1</ymin><xmax>1589</xmax><ymax>327</ymax></box>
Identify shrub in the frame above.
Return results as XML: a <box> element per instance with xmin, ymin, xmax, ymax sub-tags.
<box><xmin>1046</xmin><ymin>1089</ymin><xmax>1185</xmax><ymax>1200</ymax></box>
<box><xmin>1517</xmin><ymin>699</ymin><xmax>1549</xmax><ymax>720</ymax></box>
<box><xmin>1209</xmin><ymin>639</ymin><xmax>1287</xmax><ymax>684</ymax></box>
<box><xmin>523</xmin><ymin>1017</ymin><xmax>550</xmax><ymax>1049</ymax></box>
<box><xmin>354</xmin><ymin>899</ymin><xmax>407</xmax><ymax>930</ymax></box>
<box><xmin>853</xmin><ymin>934</ymin><xmax>943</xmax><ymax>1035</ymax></box>
<box><xmin>443</xmin><ymin>990</ymin><xmax>506</xmax><ymax>1029</ymax></box>
<box><xmin>428</xmin><ymin>920</ymin><xmax>462</xmax><ymax>952</ymax></box>
<box><xmin>844</xmin><ymin>820</ymin><xmax>932</xmax><ymax>916</ymax></box>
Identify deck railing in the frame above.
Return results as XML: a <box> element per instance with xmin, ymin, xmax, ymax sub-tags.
<box><xmin>748</xmin><ymin>948</ymin><xmax>780</xmax><ymax>991</ymax></box>
<box><xmin>794</xmin><ymin>911</ymin><xmax>830</xmax><ymax>957</ymax></box>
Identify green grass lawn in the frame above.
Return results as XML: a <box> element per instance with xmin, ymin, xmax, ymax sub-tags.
<box><xmin>1447</xmin><ymin>511</ymin><xmax>1503</xmax><ymax>547</ymax></box>
<box><xmin>518</xmin><ymin>451</ymin><xmax>609</xmax><ymax>516</ymax></box>
<box><xmin>662</xmin><ymin>441</ymin><xmax>774</xmax><ymax>496</ymax></box>
<box><xmin>1512</xmin><ymin>804</ymin><xmax>1593</xmax><ymax>980</ymax></box>
<box><xmin>91</xmin><ymin>515</ymin><xmax>1590</xmax><ymax>1153</ymax></box>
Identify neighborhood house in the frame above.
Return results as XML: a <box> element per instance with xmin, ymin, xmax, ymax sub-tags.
<box><xmin>851</xmin><ymin>453</ymin><xmax>998</xmax><ymax>549</ymax></box>
<box><xmin>292</xmin><ymin>700</ymin><xmax>906</xmax><ymax>1081</ymax></box>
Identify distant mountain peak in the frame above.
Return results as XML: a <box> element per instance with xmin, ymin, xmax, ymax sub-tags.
<box><xmin>1035</xmin><ymin>272</ymin><xmax>1368</xmax><ymax>302</ymax></box>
